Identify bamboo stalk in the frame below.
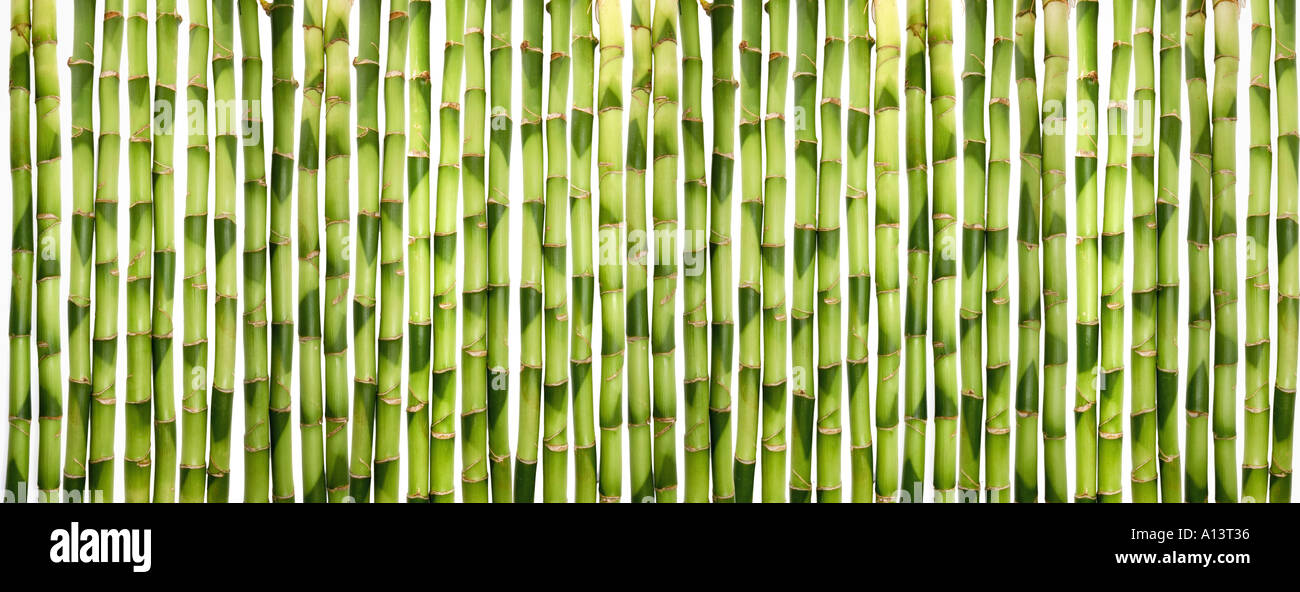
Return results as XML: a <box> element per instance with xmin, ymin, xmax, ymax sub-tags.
<box><xmin>1242</xmin><ymin>0</ymin><xmax>1272</xmax><ymax>503</ymax></box>
<box><xmin>596</xmin><ymin>0</ymin><xmax>625</xmax><ymax>503</ymax></box>
<box><xmin>790</xmin><ymin>0</ymin><xmax>818</xmax><ymax>504</ymax></box>
<box><xmin>349</xmin><ymin>0</ymin><xmax>380</xmax><ymax>502</ymax></box>
<box><xmin>845</xmin><ymin>0</ymin><xmax>873</xmax><ymax>503</ymax></box>
<box><xmin>298</xmin><ymin>0</ymin><xmax>326</xmax><ymax>503</ymax></box>
<box><xmin>1184</xmin><ymin>0</ymin><xmax>1210</xmax><ymax>503</ymax></box>
<box><xmin>463</xmin><ymin>0</ymin><xmax>490</xmax><ymax>503</ymax></box>
<box><xmin>487</xmin><ymin>0</ymin><xmax>514</xmax><ymax>503</ymax></box>
<box><xmin>515</xmin><ymin>0</ymin><xmax>546</xmax><ymax>502</ymax></box>
<box><xmin>1271</xmin><ymin>0</ymin><xmax>1299</xmax><ymax>502</ymax></box>
<box><xmin>958</xmin><ymin>0</ymin><xmax>987</xmax><ymax>504</ymax></box>
<box><xmin>151</xmin><ymin>0</ymin><xmax>181</xmax><ymax>503</ymax></box>
<box><xmin>376</xmin><ymin>0</ymin><xmax>410</xmax><ymax>503</ymax></box>
<box><xmin>929</xmin><ymin>0</ymin><xmax>958</xmax><ymax>503</ymax></box>
<box><xmin>984</xmin><ymin>0</ymin><xmax>1014</xmax><ymax>504</ymax></box>
<box><xmin>124</xmin><ymin>0</ymin><xmax>152</xmax><ymax>503</ymax></box>
<box><xmin>407</xmin><ymin>0</ymin><xmax>433</xmax><ymax>502</ymax></box>
<box><xmin>1040</xmin><ymin>0</ymin><xmax>1069</xmax><ymax>503</ymax></box>
<box><xmin>706</xmin><ymin>0</ymin><xmax>735</xmax><ymax>504</ymax></box>
<box><xmin>902</xmin><ymin>0</ymin><xmax>928</xmax><ymax>503</ymax></box>
<box><xmin>323</xmin><ymin>0</ymin><xmax>352</xmax><ymax>502</ymax></box>
<box><xmin>64</xmin><ymin>0</ymin><xmax>96</xmax><ymax>502</ymax></box>
<box><xmin>1130</xmin><ymin>0</ymin><xmax>1158</xmax><ymax>504</ymax></box>
<box><xmin>1156</xmin><ymin>0</ymin><xmax>1183</xmax><ymax>503</ymax></box>
<box><xmin>680</xmin><ymin>0</ymin><xmax>710</xmax><ymax>503</ymax></box>
<box><xmin>874</xmin><ymin>0</ymin><xmax>902</xmax><ymax>503</ymax></box>
<box><xmin>758</xmin><ymin>0</ymin><xmax>787</xmax><ymax>503</ymax></box>
<box><xmin>6</xmin><ymin>0</ymin><xmax>33</xmax><ymax>502</ymax></box>
<box><xmin>542</xmin><ymin>0</ymin><xmax>571</xmax><ymax>503</ymax></box>
<box><xmin>651</xmin><ymin>0</ymin><xmax>680</xmax><ymax>503</ymax></box>
<box><xmin>179</xmin><ymin>0</ymin><xmax>210</xmax><ymax>504</ymax></box>
<box><xmin>1074</xmin><ymin>0</ymin><xmax>1100</xmax><ymax>503</ymax></box>
<box><xmin>267</xmin><ymin>0</ymin><xmax>296</xmax><ymax>504</ymax></box>
<box><xmin>208</xmin><ymin>0</ymin><xmax>236</xmax><ymax>503</ymax></box>
<box><xmin>432</xmin><ymin>0</ymin><xmax>465</xmax><ymax>504</ymax></box>
<box><xmin>1211</xmin><ymin>0</ymin><xmax>1240</xmax><ymax>503</ymax></box>
<box><xmin>569</xmin><ymin>0</ymin><xmax>597</xmax><ymax>503</ymax></box>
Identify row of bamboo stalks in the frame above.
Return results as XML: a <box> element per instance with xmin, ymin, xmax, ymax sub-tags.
<box><xmin>4</xmin><ymin>0</ymin><xmax>1297</xmax><ymax>502</ymax></box>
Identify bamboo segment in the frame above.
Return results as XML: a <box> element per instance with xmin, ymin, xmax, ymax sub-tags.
<box><xmin>1211</xmin><ymin>0</ymin><xmax>1240</xmax><ymax>503</ymax></box>
<box><xmin>1011</xmin><ymin>0</ymin><xmax>1040</xmax><ymax>504</ymax></box>
<box><xmin>542</xmin><ymin>0</ymin><xmax>571</xmax><ymax>503</ymax></box>
<box><xmin>707</xmin><ymin>0</ymin><xmax>736</xmax><ymax>504</ymax></box>
<box><xmin>208</xmin><ymin>0</ymin><xmax>237</xmax><ymax>503</ymax></box>
<box><xmin>874</xmin><ymin>0</ymin><xmax>902</xmax><ymax>503</ymax></box>
<box><xmin>124</xmin><ymin>0</ymin><xmax>151</xmax><ymax>503</ymax></box>
<box><xmin>651</xmin><ymin>0</ymin><xmax>680</xmax><ymax>503</ymax></box>
<box><xmin>487</xmin><ymin>0</ymin><xmax>514</xmax><ymax>503</ymax></box>
<box><xmin>408</xmin><ymin>0</ymin><xmax>433</xmax><ymax>502</ymax></box>
<box><xmin>1242</xmin><ymin>0</ymin><xmax>1272</xmax><ymax>504</ymax></box>
<box><xmin>758</xmin><ymin>0</ymin><xmax>786</xmax><ymax>503</ymax></box>
<box><xmin>1130</xmin><ymin>0</ymin><xmax>1158</xmax><ymax>504</ymax></box>
<box><xmin>680</xmin><ymin>0</ymin><xmax>710</xmax><ymax>502</ymax></box>
<box><xmin>846</xmin><ymin>0</ymin><xmax>874</xmax><ymax>502</ymax></box>
<box><xmin>983</xmin><ymin>0</ymin><xmax>1013</xmax><ymax>504</ymax></box>
<box><xmin>1155</xmin><ymin>0</ymin><xmax>1183</xmax><ymax>503</ymax></box>
<box><xmin>1272</xmin><ymin>0</ymin><xmax>1299</xmax><ymax>503</ymax></box>
<box><xmin>569</xmin><ymin>0</ymin><xmax>597</xmax><ymax>503</ymax></box>
<box><xmin>737</xmin><ymin>0</ymin><xmax>763</xmax><ymax>503</ymax></box>
<box><xmin>1074</xmin><ymin>0</ymin><xmax>1100</xmax><ymax>504</ymax></box>
<box><xmin>959</xmin><ymin>0</ymin><xmax>987</xmax><ymax>503</ymax></box>
<box><xmin>6</xmin><ymin>0</ymin><xmax>33</xmax><ymax>502</ymax></box>
<box><xmin>790</xmin><ymin>0</ymin><xmax>818</xmax><ymax>504</ymax></box>
<box><xmin>515</xmin><ymin>0</ymin><xmax>545</xmax><ymax>502</ymax></box>
<box><xmin>1040</xmin><ymin>0</ymin><xmax>1069</xmax><ymax>503</ymax></box>
<box><xmin>151</xmin><ymin>0</ymin><xmax>181</xmax><ymax>503</ymax></box>
<box><xmin>902</xmin><ymin>0</ymin><xmax>928</xmax><ymax>503</ymax></box>
<box><xmin>816</xmin><ymin>0</ymin><xmax>845</xmax><ymax>503</ymax></box>
<box><xmin>596</xmin><ymin>0</ymin><xmax>625</xmax><ymax>503</ymax></box>
<box><xmin>323</xmin><ymin>0</ymin><xmax>352</xmax><ymax>502</ymax></box>
<box><xmin>624</xmin><ymin>0</ymin><xmax>654</xmax><ymax>503</ymax></box>
<box><xmin>268</xmin><ymin>0</ymin><xmax>296</xmax><ymax>504</ymax></box>
<box><xmin>1184</xmin><ymin>0</ymin><xmax>1211</xmax><ymax>503</ymax></box>
<box><xmin>929</xmin><ymin>0</ymin><xmax>958</xmax><ymax>503</ymax></box>
<box><xmin>463</xmin><ymin>0</ymin><xmax>491</xmax><ymax>503</ymax></box>
<box><xmin>299</xmin><ymin>0</ymin><xmax>327</xmax><ymax>503</ymax></box>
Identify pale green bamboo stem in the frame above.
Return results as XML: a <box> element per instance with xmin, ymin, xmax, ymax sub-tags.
<box><xmin>846</xmin><ymin>0</ymin><xmax>873</xmax><ymax>502</ymax></box>
<box><xmin>680</xmin><ymin>0</ymin><xmax>710</xmax><ymax>503</ymax></box>
<box><xmin>569</xmin><ymin>0</ymin><xmax>597</xmax><ymax>503</ymax></box>
<box><xmin>790</xmin><ymin>0</ymin><xmax>818</xmax><ymax>504</ymax></box>
<box><xmin>462</xmin><ymin>0</ymin><xmax>490</xmax><ymax>503</ymax></box>
<box><xmin>486</xmin><ymin>0</ymin><xmax>514</xmax><ymax>503</ymax></box>
<box><xmin>929</xmin><ymin>0</ymin><xmax>958</xmax><ymax>503</ymax></box>
<box><xmin>706</xmin><ymin>0</ymin><xmax>735</xmax><ymax>504</ymax></box>
<box><xmin>984</xmin><ymin>0</ymin><xmax>1014</xmax><ymax>504</ymax></box>
<box><xmin>6</xmin><ymin>0</ymin><xmax>33</xmax><ymax>502</ymax></box>
<box><xmin>542</xmin><ymin>0</ymin><xmax>571</xmax><ymax>503</ymax></box>
<box><xmin>1074</xmin><ymin>0</ymin><xmax>1100</xmax><ymax>503</ymax></box>
<box><xmin>298</xmin><ymin>0</ymin><xmax>326</xmax><ymax>503</ymax></box>
<box><xmin>1210</xmin><ymin>0</ymin><xmax>1240</xmax><ymax>503</ymax></box>
<box><xmin>267</xmin><ymin>0</ymin><xmax>296</xmax><ymax>504</ymax></box>
<box><xmin>1040</xmin><ymin>0</ymin><xmax>1069</xmax><ymax>503</ymax></box>
<box><xmin>1156</xmin><ymin>0</ymin><xmax>1183</xmax><ymax>503</ymax></box>
<box><xmin>874</xmin><ymin>0</ymin><xmax>902</xmax><ymax>503</ymax></box>
<box><xmin>902</xmin><ymin>0</ymin><xmax>928</xmax><ymax>503</ymax></box>
<box><xmin>958</xmin><ymin>0</ymin><xmax>987</xmax><ymax>503</ymax></box>
<box><xmin>515</xmin><ymin>0</ymin><xmax>546</xmax><ymax>502</ymax></box>
<box><xmin>596</xmin><ymin>0</ymin><xmax>625</xmax><ymax>502</ymax></box>
<box><xmin>1242</xmin><ymin>0</ymin><xmax>1272</xmax><ymax>503</ymax></box>
<box><xmin>323</xmin><ymin>0</ymin><xmax>352</xmax><ymax>502</ymax></box>
<box><xmin>151</xmin><ymin>0</ymin><xmax>181</xmax><ymax>503</ymax></box>
<box><xmin>1184</xmin><ymin>0</ymin><xmax>1211</xmax><ymax>503</ymax></box>
<box><xmin>650</xmin><ymin>0</ymin><xmax>680</xmax><ymax>503</ymax></box>
<box><xmin>124</xmin><ymin>0</ymin><xmax>152</xmax><ymax>503</ymax></box>
<box><xmin>349</xmin><ymin>0</ymin><xmax>380</xmax><ymax>502</ymax></box>
<box><xmin>407</xmin><ymin>0</ymin><xmax>433</xmax><ymax>502</ymax></box>
<box><xmin>737</xmin><ymin>0</ymin><xmax>763</xmax><ymax>503</ymax></box>
<box><xmin>1271</xmin><ymin>0</ymin><xmax>1299</xmax><ymax>502</ymax></box>
<box><xmin>208</xmin><ymin>0</ymin><xmax>237</xmax><ymax>503</ymax></box>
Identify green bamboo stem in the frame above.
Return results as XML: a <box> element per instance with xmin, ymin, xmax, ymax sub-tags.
<box><xmin>846</xmin><ymin>0</ymin><xmax>873</xmax><ymax>502</ymax></box>
<box><xmin>984</xmin><ymin>0</ymin><xmax>1014</xmax><ymax>504</ymax></box>
<box><xmin>64</xmin><ymin>0</ymin><xmax>96</xmax><ymax>502</ymax></box>
<box><xmin>1271</xmin><ymin>0</ymin><xmax>1299</xmax><ymax>502</ymax></box>
<box><xmin>208</xmin><ymin>0</ymin><xmax>236</xmax><ymax>503</ymax></box>
<box><xmin>515</xmin><ymin>0</ymin><xmax>545</xmax><ymax>502</ymax></box>
<box><xmin>569</xmin><ymin>0</ymin><xmax>597</xmax><ymax>503</ymax></box>
<box><xmin>1156</xmin><ymin>0</ymin><xmax>1183</xmax><ymax>503</ymax></box>
<box><xmin>151</xmin><ymin>0</ymin><xmax>180</xmax><ymax>503</ymax></box>
<box><xmin>596</xmin><ymin>0</ymin><xmax>625</xmax><ymax>503</ymax></box>
<box><xmin>1012</xmin><ymin>0</ymin><xmax>1041</xmax><ymax>503</ymax></box>
<box><xmin>432</xmin><ymin>0</ymin><xmax>465</xmax><ymax>504</ymax></box>
<box><xmin>1099</xmin><ymin>0</ymin><xmax>1132</xmax><ymax>503</ymax></box>
<box><xmin>1074</xmin><ymin>0</ymin><xmax>1100</xmax><ymax>503</ymax></box>
<box><xmin>1242</xmin><ymin>0</ymin><xmax>1272</xmax><ymax>503</ymax></box>
<box><xmin>1040</xmin><ymin>0</ymin><xmax>1069</xmax><ymax>503</ymax></box>
<box><xmin>33</xmin><ymin>0</ymin><xmax>61</xmax><ymax>503</ymax></box>
<box><xmin>542</xmin><ymin>0</ymin><xmax>571</xmax><ymax>503</ymax></box>
<box><xmin>6</xmin><ymin>0</ymin><xmax>32</xmax><ymax>502</ymax></box>
<box><xmin>706</xmin><ymin>0</ymin><xmax>735</xmax><ymax>504</ymax></box>
<box><xmin>124</xmin><ymin>0</ymin><xmax>151</xmax><ymax>503</ymax></box>
<box><xmin>407</xmin><ymin>0</ymin><xmax>433</xmax><ymax>502</ymax></box>
<box><xmin>323</xmin><ymin>0</ymin><xmax>352</xmax><ymax>502</ymax></box>
<box><xmin>873</xmin><ymin>0</ymin><xmax>902</xmax><ymax>503</ymax></box>
<box><xmin>487</xmin><ymin>0</ymin><xmax>514</xmax><ymax>503</ymax></box>
<box><xmin>651</xmin><ymin>0</ymin><xmax>680</xmax><ymax>503</ymax></box>
<box><xmin>349</xmin><ymin>0</ymin><xmax>380</xmax><ymax>502</ymax></box>
<box><xmin>1184</xmin><ymin>0</ymin><xmax>1210</xmax><ymax>503</ymax></box>
<box><xmin>298</xmin><ymin>0</ymin><xmax>326</xmax><ymax>503</ymax></box>
<box><xmin>929</xmin><ymin>0</ymin><xmax>958</xmax><ymax>503</ymax></box>
<box><xmin>1211</xmin><ymin>0</ymin><xmax>1240</xmax><ymax>503</ymax></box>
<box><xmin>377</xmin><ymin>0</ymin><xmax>410</xmax><ymax>503</ymax></box>
<box><xmin>758</xmin><ymin>0</ymin><xmax>787</xmax><ymax>503</ymax></box>
<box><xmin>680</xmin><ymin>0</ymin><xmax>710</xmax><ymax>503</ymax></box>
<box><xmin>266</xmin><ymin>0</ymin><xmax>295</xmax><ymax>504</ymax></box>
<box><xmin>901</xmin><ymin>0</ymin><xmax>928</xmax><ymax>503</ymax></box>
<box><xmin>179</xmin><ymin>0</ymin><xmax>210</xmax><ymax>504</ymax></box>
<box><xmin>239</xmin><ymin>0</ymin><xmax>270</xmax><ymax>503</ymax></box>
<box><xmin>790</xmin><ymin>0</ymin><xmax>818</xmax><ymax>504</ymax></box>
<box><xmin>463</xmin><ymin>0</ymin><xmax>490</xmax><ymax>503</ymax></box>
<box><xmin>958</xmin><ymin>0</ymin><xmax>987</xmax><ymax>503</ymax></box>
<box><xmin>1130</xmin><ymin>0</ymin><xmax>1158</xmax><ymax>504</ymax></box>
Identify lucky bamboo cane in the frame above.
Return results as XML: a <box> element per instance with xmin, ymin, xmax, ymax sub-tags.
<box><xmin>1040</xmin><ymin>0</ymin><xmax>1069</xmax><ymax>503</ymax></box>
<box><xmin>816</xmin><ymin>0</ymin><xmax>845</xmax><ymax>503</ymax></box>
<box><xmin>984</xmin><ymin>0</ymin><xmax>1014</xmax><ymax>503</ymax></box>
<box><xmin>487</xmin><ymin>0</ymin><xmax>514</xmax><ymax>503</ymax></box>
<box><xmin>706</xmin><ymin>0</ymin><xmax>735</xmax><ymax>504</ymax></box>
<box><xmin>1242</xmin><ymin>0</ymin><xmax>1272</xmax><ymax>503</ymax></box>
<box><xmin>408</xmin><ymin>0</ymin><xmax>433</xmax><ymax>502</ymax></box>
<box><xmin>6</xmin><ymin>0</ymin><xmax>32</xmax><ymax>502</ymax></box>
<box><xmin>151</xmin><ymin>0</ymin><xmax>181</xmax><ymax>503</ymax></box>
<box><xmin>298</xmin><ymin>0</ymin><xmax>326</xmax><ymax>503</ymax></box>
<box><xmin>1100</xmin><ymin>0</ymin><xmax>1133</xmax><ymax>503</ymax></box>
<box><xmin>1156</xmin><ymin>0</ymin><xmax>1183</xmax><ymax>503</ymax></box>
<box><xmin>846</xmin><ymin>0</ymin><xmax>873</xmax><ymax>502</ymax></box>
<box><xmin>542</xmin><ymin>0</ymin><xmax>571</xmax><ymax>503</ymax></box>
<box><xmin>959</xmin><ymin>0</ymin><xmax>987</xmax><ymax>503</ymax></box>
<box><xmin>463</xmin><ymin>0</ymin><xmax>490</xmax><ymax>503</ymax></box>
<box><xmin>1211</xmin><ymin>0</ymin><xmax>1240</xmax><ymax>503</ymax></box>
<box><xmin>349</xmin><ymin>0</ymin><xmax>380</xmax><ymax>502</ymax></box>
<box><xmin>376</xmin><ymin>0</ymin><xmax>409</xmax><ymax>504</ymax></box>
<box><xmin>179</xmin><ymin>0</ymin><xmax>210</xmax><ymax>504</ymax></box>
<box><xmin>1184</xmin><ymin>0</ymin><xmax>1211</xmax><ymax>503</ymax></box>
<box><xmin>1272</xmin><ymin>0</ymin><xmax>1299</xmax><ymax>502</ymax></box>
<box><xmin>1012</xmin><ymin>0</ymin><xmax>1041</xmax><ymax>504</ymax></box>
<box><xmin>874</xmin><ymin>0</ymin><xmax>902</xmax><ymax>503</ymax></box>
<box><xmin>569</xmin><ymin>0</ymin><xmax>597</xmax><ymax>503</ymax></box>
<box><xmin>929</xmin><ymin>0</ymin><xmax>958</xmax><ymax>503</ymax></box>
<box><xmin>757</xmin><ymin>0</ymin><xmax>785</xmax><ymax>503</ymax></box>
<box><xmin>208</xmin><ymin>0</ymin><xmax>236</xmax><ymax>503</ymax></box>
<box><xmin>790</xmin><ymin>0</ymin><xmax>818</xmax><ymax>504</ymax></box>
<box><xmin>1074</xmin><ymin>0</ymin><xmax>1100</xmax><ymax>503</ymax></box>
<box><xmin>1130</xmin><ymin>0</ymin><xmax>1158</xmax><ymax>504</ymax></box>
<box><xmin>516</xmin><ymin>0</ymin><xmax>546</xmax><ymax>502</ymax></box>
<box><xmin>680</xmin><ymin>0</ymin><xmax>710</xmax><ymax>503</ymax></box>
<box><xmin>596</xmin><ymin>0</ymin><xmax>625</xmax><ymax>503</ymax></box>
<box><xmin>267</xmin><ymin>0</ymin><xmax>296</xmax><ymax>504</ymax></box>
<box><xmin>651</xmin><ymin>0</ymin><xmax>680</xmax><ymax>503</ymax></box>
<box><xmin>323</xmin><ymin>0</ymin><xmax>352</xmax><ymax>502</ymax></box>
<box><xmin>64</xmin><ymin>0</ymin><xmax>96</xmax><ymax>502</ymax></box>
<box><xmin>432</xmin><ymin>0</ymin><xmax>465</xmax><ymax>504</ymax></box>
<box><xmin>737</xmin><ymin>0</ymin><xmax>763</xmax><ymax>503</ymax></box>
<box><xmin>124</xmin><ymin>0</ymin><xmax>151</xmax><ymax>503</ymax></box>
<box><xmin>902</xmin><ymin>0</ymin><xmax>928</xmax><ymax>503</ymax></box>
